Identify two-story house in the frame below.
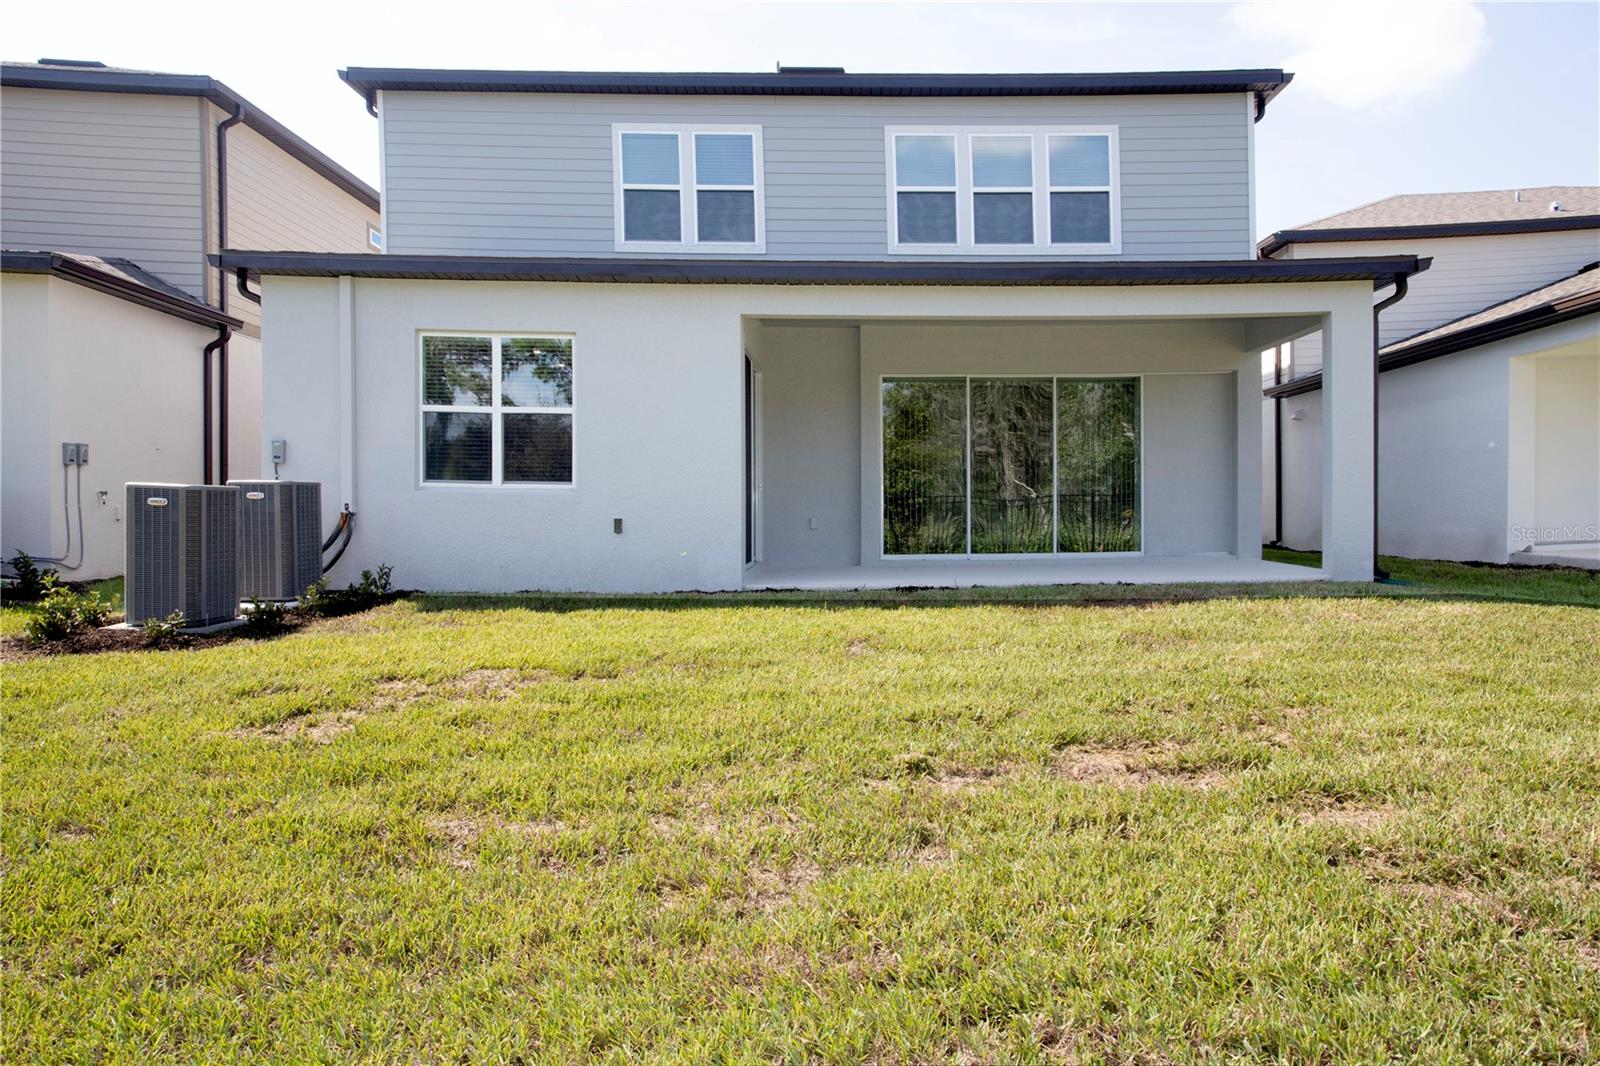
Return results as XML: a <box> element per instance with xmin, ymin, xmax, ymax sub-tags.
<box><xmin>219</xmin><ymin>65</ymin><xmax>1427</xmax><ymax>593</ymax></box>
<box><xmin>0</xmin><ymin>60</ymin><xmax>381</xmax><ymax>579</ymax></box>
<box><xmin>1259</xmin><ymin>188</ymin><xmax>1599</xmax><ymax>568</ymax></box>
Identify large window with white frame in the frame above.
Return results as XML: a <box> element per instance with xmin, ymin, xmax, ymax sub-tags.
<box><xmin>614</xmin><ymin>125</ymin><xmax>764</xmax><ymax>251</ymax></box>
<box><xmin>420</xmin><ymin>333</ymin><xmax>574</xmax><ymax>486</ymax></box>
<box><xmin>886</xmin><ymin>127</ymin><xmax>1119</xmax><ymax>253</ymax></box>
<box><xmin>882</xmin><ymin>376</ymin><xmax>1140</xmax><ymax>556</ymax></box>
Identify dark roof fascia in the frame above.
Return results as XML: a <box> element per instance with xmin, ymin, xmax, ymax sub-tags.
<box><xmin>1262</xmin><ymin>290</ymin><xmax>1600</xmax><ymax>398</ymax></box>
<box><xmin>214</xmin><ymin>251</ymin><xmax>1424</xmax><ymax>289</ymax></box>
<box><xmin>1258</xmin><ymin>214</ymin><xmax>1600</xmax><ymax>257</ymax></box>
<box><xmin>0</xmin><ymin>64</ymin><xmax>379</xmax><ymax>211</ymax></box>
<box><xmin>339</xmin><ymin>67</ymin><xmax>1292</xmax><ymax>118</ymax></box>
<box><xmin>1</xmin><ymin>251</ymin><xmax>244</xmax><ymax>329</ymax></box>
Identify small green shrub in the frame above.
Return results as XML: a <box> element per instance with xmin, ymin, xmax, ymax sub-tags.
<box><xmin>5</xmin><ymin>551</ymin><xmax>57</xmax><ymax>602</ymax></box>
<box><xmin>141</xmin><ymin>610</ymin><xmax>187</xmax><ymax>646</ymax></box>
<box><xmin>244</xmin><ymin>597</ymin><xmax>288</xmax><ymax>636</ymax></box>
<box><xmin>21</xmin><ymin>577</ymin><xmax>111</xmax><ymax>643</ymax></box>
<box><xmin>298</xmin><ymin>564</ymin><xmax>397</xmax><ymax>618</ymax></box>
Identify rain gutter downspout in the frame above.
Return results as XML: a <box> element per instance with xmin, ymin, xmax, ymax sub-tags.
<box><xmin>201</xmin><ymin>327</ymin><xmax>230</xmax><ymax>483</ymax></box>
<box><xmin>214</xmin><ymin>102</ymin><xmax>246</xmax><ymax>483</ymax></box>
<box><xmin>1371</xmin><ymin>275</ymin><xmax>1410</xmax><ymax>581</ymax></box>
<box><xmin>1270</xmin><ymin>348</ymin><xmax>1283</xmax><ymax>547</ymax></box>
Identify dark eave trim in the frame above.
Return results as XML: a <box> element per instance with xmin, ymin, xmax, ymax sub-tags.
<box><xmin>339</xmin><ymin>66</ymin><xmax>1292</xmax><ymax>115</ymax></box>
<box><xmin>1</xmin><ymin>251</ymin><xmax>244</xmax><ymax>329</ymax></box>
<box><xmin>214</xmin><ymin>251</ymin><xmax>1424</xmax><ymax>289</ymax></box>
<box><xmin>0</xmin><ymin>65</ymin><xmax>379</xmax><ymax>211</ymax></box>
<box><xmin>1258</xmin><ymin>214</ymin><xmax>1600</xmax><ymax>257</ymax></box>
<box><xmin>1263</xmin><ymin>291</ymin><xmax>1600</xmax><ymax>398</ymax></box>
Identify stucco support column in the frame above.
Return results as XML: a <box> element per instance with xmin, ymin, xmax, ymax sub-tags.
<box><xmin>1321</xmin><ymin>289</ymin><xmax>1376</xmax><ymax>580</ymax></box>
<box><xmin>1234</xmin><ymin>353</ymin><xmax>1263</xmax><ymax>560</ymax></box>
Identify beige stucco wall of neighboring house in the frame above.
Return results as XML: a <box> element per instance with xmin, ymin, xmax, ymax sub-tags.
<box><xmin>1527</xmin><ymin>350</ymin><xmax>1600</xmax><ymax>544</ymax></box>
<box><xmin>1</xmin><ymin>274</ymin><xmax>219</xmax><ymax>580</ymax></box>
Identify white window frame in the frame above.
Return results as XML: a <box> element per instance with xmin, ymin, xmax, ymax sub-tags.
<box><xmin>885</xmin><ymin>126</ymin><xmax>1121</xmax><ymax>255</ymax></box>
<box><xmin>613</xmin><ymin>124</ymin><xmax>765</xmax><ymax>253</ymax></box>
<box><xmin>970</xmin><ymin>133</ymin><xmax>1037</xmax><ymax>247</ymax></box>
<box><xmin>417</xmin><ymin>330</ymin><xmax>575</xmax><ymax>491</ymax></box>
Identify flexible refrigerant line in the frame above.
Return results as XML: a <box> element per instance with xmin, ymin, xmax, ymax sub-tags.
<box><xmin>12</xmin><ymin>463</ymin><xmax>86</xmax><ymax>571</ymax></box>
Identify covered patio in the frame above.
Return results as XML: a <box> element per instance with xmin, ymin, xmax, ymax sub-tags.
<box><xmin>740</xmin><ymin>291</ymin><xmax>1377</xmax><ymax>590</ymax></box>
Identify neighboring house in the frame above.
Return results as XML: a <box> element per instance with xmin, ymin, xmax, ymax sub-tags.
<box><xmin>1259</xmin><ymin>188</ymin><xmax>1600</xmax><ymax>567</ymax></box>
<box><xmin>220</xmin><ymin>65</ymin><xmax>1427</xmax><ymax>593</ymax></box>
<box><xmin>0</xmin><ymin>60</ymin><xmax>381</xmax><ymax>579</ymax></box>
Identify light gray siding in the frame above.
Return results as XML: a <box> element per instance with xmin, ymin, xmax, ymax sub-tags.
<box><xmin>1</xmin><ymin>87</ymin><xmax>206</xmax><ymax>296</ymax></box>
<box><xmin>1279</xmin><ymin>228</ymin><xmax>1600</xmax><ymax>377</ymax></box>
<box><xmin>381</xmin><ymin>90</ymin><xmax>1253</xmax><ymax>260</ymax></box>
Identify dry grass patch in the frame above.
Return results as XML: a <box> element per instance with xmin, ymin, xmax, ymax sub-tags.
<box><xmin>1052</xmin><ymin>744</ymin><xmax>1227</xmax><ymax>790</ymax></box>
<box><xmin>743</xmin><ymin>860</ymin><xmax>822</xmax><ymax>914</ymax></box>
<box><xmin>1299</xmin><ymin>803</ymin><xmax>1399</xmax><ymax>831</ymax></box>
<box><xmin>426</xmin><ymin>814</ymin><xmax>567</xmax><ymax>870</ymax></box>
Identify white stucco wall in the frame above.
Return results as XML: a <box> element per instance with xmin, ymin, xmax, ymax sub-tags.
<box><xmin>1276</xmin><ymin>316</ymin><xmax>1599</xmax><ymax>563</ymax></box>
<box><xmin>258</xmin><ymin>276</ymin><xmax>1376</xmax><ymax>591</ymax></box>
<box><xmin>1</xmin><ymin>274</ymin><xmax>217</xmax><ymax>580</ymax></box>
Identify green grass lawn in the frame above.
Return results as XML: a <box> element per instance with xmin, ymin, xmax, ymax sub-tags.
<box><xmin>3</xmin><ymin>569</ymin><xmax>1597</xmax><ymax>1062</ymax></box>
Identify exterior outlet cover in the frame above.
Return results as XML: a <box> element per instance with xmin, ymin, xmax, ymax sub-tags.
<box><xmin>613</xmin><ymin>518</ymin><xmax>624</xmax><ymax>534</ymax></box>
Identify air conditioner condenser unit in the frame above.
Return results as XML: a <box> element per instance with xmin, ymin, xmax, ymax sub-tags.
<box><xmin>124</xmin><ymin>483</ymin><xmax>241</xmax><ymax>626</ymax></box>
<box><xmin>229</xmin><ymin>480</ymin><xmax>322</xmax><ymax>601</ymax></box>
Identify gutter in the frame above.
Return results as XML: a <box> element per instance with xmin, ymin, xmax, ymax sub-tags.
<box><xmin>201</xmin><ymin>328</ymin><xmax>230</xmax><ymax>484</ymax></box>
<box><xmin>213</xmin><ymin>103</ymin><xmax>246</xmax><ymax>484</ymax></box>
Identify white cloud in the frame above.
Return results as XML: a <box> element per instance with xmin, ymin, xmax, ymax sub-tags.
<box><xmin>1227</xmin><ymin>0</ymin><xmax>1489</xmax><ymax>109</ymax></box>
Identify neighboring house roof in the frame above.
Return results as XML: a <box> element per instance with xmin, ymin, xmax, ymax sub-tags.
<box><xmin>1</xmin><ymin>249</ymin><xmax>243</xmax><ymax>329</ymax></box>
<box><xmin>1263</xmin><ymin>262</ymin><xmax>1600</xmax><ymax>398</ymax></box>
<box><xmin>1258</xmin><ymin>187</ymin><xmax>1600</xmax><ymax>256</ymax></box>
<box><xmin>0</xmin><ymin>60</ymin><xmax>379</xmax><ymax>211</ymax></box>
<box><xmin>215</xmin><ymin>250</ymin><xmax>1424</xmax><ymax>289</ymax></box>
<box><xmin>339</xmin><ymin>67</ymin><xmax>1294</xmax><ymax>119</ymax></box>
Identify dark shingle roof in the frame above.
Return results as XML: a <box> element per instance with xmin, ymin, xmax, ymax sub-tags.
<box><xmin>1</xmin><ymin>249</ymin><xmax>242</xmax><ymax>328</ymax></box>
<box><xmin>1</xmin><ymin>61</ymin><xmax>378</xmax><ymax>210</ymax></box>
<box><xmin>1294</xmin><ymin>187</ymin><xmax>1600</xmax><ymax>230</ymax></box>
<box><xmin>1259</xmin><ymin>187</ymin><xmax>1600</xmax><ymax>256</ymax></box>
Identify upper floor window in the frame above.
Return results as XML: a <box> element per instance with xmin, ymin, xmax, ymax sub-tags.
<box><xmin>614</xmin><ymin>125</ymin><xmax>765</xmax><ymax>252</ymax></box>
<box><xmin>887</xmin><ymin>127</ymin><xmax>1120</xmax><ymax>254</ymax></box>
<box><xmin>420</xmin><ymin>333</ymin><xmax>574</xmax><ymax>487</ymax></box>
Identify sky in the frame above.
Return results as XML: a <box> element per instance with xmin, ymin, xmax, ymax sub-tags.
<box><xmin>5</xmin><ymin>0</ymin><xmax>1597</xmax><ymax>237</ymax></box>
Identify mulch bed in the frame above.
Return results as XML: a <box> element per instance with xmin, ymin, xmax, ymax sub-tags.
<box><xmin>2</xmin><ymin>615</ymin><xmax>313</xmax><ymax>661</ymax></box>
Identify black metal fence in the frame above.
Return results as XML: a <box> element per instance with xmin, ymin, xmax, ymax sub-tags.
<box><xmin>884</xmin><ymin>490</ymin><xmax>1139</xmax><ymax>554</ymax></box>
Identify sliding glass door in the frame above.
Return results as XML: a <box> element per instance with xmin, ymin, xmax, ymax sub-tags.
<box><xmin>882</xmin><ymin>379</ymin><xmax>967</xmax><ymax>554</ymax></box>
<box><xmin>883</xmin><ymin>376</ymin><xmax>1140</xmax><ymax>556</ymax></box>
